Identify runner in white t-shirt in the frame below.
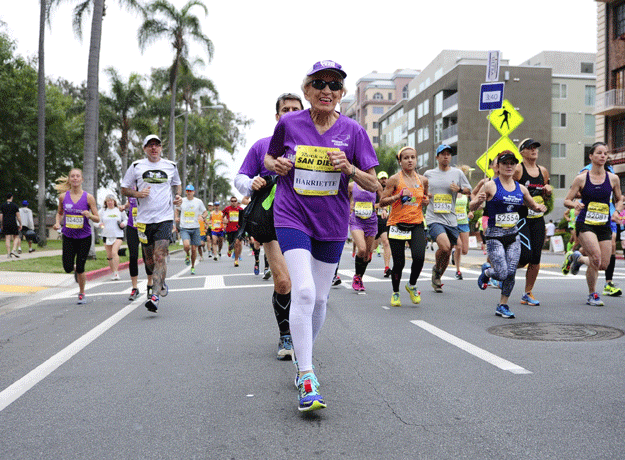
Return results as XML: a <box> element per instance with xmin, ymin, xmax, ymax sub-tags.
<box><xmin>175</xmin><ymin>184</ymin><xmax>207</xmax><ymax>275</ymax></box>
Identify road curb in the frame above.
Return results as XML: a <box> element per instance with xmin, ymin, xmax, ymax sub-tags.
<box><xmin>84</xmin><ymin>248</ymin><xmax>184</xmax><ymax>281</ymax></box>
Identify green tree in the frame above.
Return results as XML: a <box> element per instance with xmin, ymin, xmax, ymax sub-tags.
<box><xmin>375</xmin><ymin>145</ymin><xmax>399</xmax><ymax>177</ymax></box>
<box><xmin>137</xmin><ymin>0</ymin><xmax>214</xmax><ymax>160</ymax></box>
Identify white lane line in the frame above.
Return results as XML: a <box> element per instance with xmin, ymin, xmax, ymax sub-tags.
<box><xmin>0</xmin><ymin>297</ymin><xmax>144</xmax><ymax>412</ymax></box>
<box><xmin>204</xmin><ymin>275</ymin><xmax>225</xmax><ymax>289</ymax></box>
<box><xmin>411</xmin><ymin>320</ymin><xmax>532</xmax><ymax>375</ymax></box>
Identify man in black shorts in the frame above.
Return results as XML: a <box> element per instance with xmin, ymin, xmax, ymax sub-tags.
<box><xmin>1</xmin><ymin>193</ymin><xmax>22</xmax><ymax>258</ymax></box>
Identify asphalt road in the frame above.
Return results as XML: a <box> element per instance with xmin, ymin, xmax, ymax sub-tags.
<box><xmin>1</xmin><ymin>247</ymin><xmax>624</xmax><ymax>459</ymax></box>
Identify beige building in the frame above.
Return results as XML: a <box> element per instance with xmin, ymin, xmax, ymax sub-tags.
<box><xmin>341</xmin><ymin>69</ymin><xmax>419</xmax><ymax>147</ymax></box>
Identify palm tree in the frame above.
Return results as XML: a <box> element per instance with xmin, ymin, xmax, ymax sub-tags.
<box><xmin>101</xmin><ymin>67</ymin><xmax>146</xmax><ymax>175</ymax></box>
<box><xmin>137</xmin><ymin>0</ymin><xmax>214</xmax><ymax>161</ymax></box>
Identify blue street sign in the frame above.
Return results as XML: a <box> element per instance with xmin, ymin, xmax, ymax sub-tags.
<box><xmin>479</xmin><ymin>82</ymin><xmax>505</xmax><ymax>111</ymax></box>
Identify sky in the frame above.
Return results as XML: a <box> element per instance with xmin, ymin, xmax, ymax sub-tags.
<box><xmin>0</xmin><ymin>0</ymin><xmax>599</xmax><ymax>198</ymax></box>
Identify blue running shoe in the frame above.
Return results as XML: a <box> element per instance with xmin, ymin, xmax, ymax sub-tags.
<box><xmin>477</xmin><ymin>263</ymin><xmax>490</xmax><ymax>290</ymax></box>
<box><xmin>586</xmin><ymin>292</ymin><xmax>604</xmax><ymax>307</ymax></box>
<box><xmin>521</xmin><ymin>292</ymin><xmax>540</xmax><ymax>306</ymax></box>
<box><xmin>495</xmin><ymin>304</ymin><xmax>515</xmax><ymax>318</ymax></box>
<box><xmin>145</xmin><ymin>294</ymin><xmax>159</xmax><ymax>313</ymax></box>
<box><xmin>254</xmin><ymin>264</ymin><xmax>260</xmax><ymax>276</ymax></box>
<box><xmin>297</xmin><ymin>373</ymin><xmax>326</xmax><ymax>412</ymax></box>
<box><xmin>277</xmin><ymin>334</ymin><xmax>294</xmax><ymax>360</ymax></box>
<box><xmin>488</xmin><ymin>279</ymin><xmax>501</xmax><ymax>289</ymax></box>
<box><xmin>570</xmin><ymin>251</ymin><xmax>583</xmax><ymax>275</ymax></box>
<box><xmin>160</xmin><ymin>283</ymin><xmax>169</xmax><ymax>297</ymax></box>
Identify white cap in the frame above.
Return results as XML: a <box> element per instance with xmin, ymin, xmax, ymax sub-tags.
<box><xmin>143</xmin><ymin>134</ymin><xmax>161</xmax><ymax>148</ymax></box>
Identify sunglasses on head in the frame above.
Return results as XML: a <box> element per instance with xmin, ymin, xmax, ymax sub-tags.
<box><xmin>311</xmin><ymin>79</ymin><xmax>343</xmax><ymax>91</ymax></box>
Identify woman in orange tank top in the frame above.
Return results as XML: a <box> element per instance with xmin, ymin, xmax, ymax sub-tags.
<box><xmin>379</xmin><ymin>147</ymin><xmax>429</xmax><ymax>307</ymax></box>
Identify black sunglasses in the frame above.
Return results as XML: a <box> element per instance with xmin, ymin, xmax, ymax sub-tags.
<box><xmin>311</xmin><ymin>79</ymin><xmax>343</xmax><ymax>91</ymax></box>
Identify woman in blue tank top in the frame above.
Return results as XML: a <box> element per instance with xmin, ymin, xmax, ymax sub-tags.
<box><xmin>562</xmin><ymin>142</ymin><xmax>624</xmax><ymax>306</ymax></box>
<box><xmin>470</xmin><ymin>151</ymin><xmax>547</xmax><ymax>319</ymax></box>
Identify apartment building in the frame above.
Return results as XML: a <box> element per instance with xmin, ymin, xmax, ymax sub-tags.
<box><xmin>595</xmin><ymin>1</ymin><xmax>625</xmax><ymax>185</ymax></box>
<box><xmin>341</xmin><ymin>69</ymin><xmax>419</xmax><ymax>147</ymax></box>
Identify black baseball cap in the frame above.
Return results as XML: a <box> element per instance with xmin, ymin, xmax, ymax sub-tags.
<box><xmin>518</xmin><ymin>138</ymin><xmax>540</xmax><ymax>151</ymax></box>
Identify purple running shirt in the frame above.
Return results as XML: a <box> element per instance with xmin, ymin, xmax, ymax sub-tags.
<box><xmin>61</xmin><ymin>191</ymin><xmax>92</xmax><ymax>239</ymax></box>
<box><xmin>268</xmin><ymin>110</ymin><xmax>378</xmax><ymax>241</ymax></box>
<box><xmin>238</xmin><ymin>137</ymin><xmax>273</xmax><ymax>178</ymax></box>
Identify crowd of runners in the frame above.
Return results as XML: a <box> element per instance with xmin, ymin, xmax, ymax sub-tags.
<box><xmin>48</xmin><ymin>60</ymin><xmax>625</xmax><ymax>413</ymax></box>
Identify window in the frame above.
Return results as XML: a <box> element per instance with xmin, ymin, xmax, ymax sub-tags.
<box><xmin>408</xmin><ymin>109</ymin><xmax>415</xmax><ymax>130</ymax></box>
<box><xmin>372</xmin><ymin>136</ymin><xmax>379</xmax><ymax>144</ymax></box>
<box><xmin>434</xmin><ymin>68</ymin><xmax>443</xmax><ymax>80</ymax></box>
<box><xmin>584</xmin><ymin>114</ymin><xmax>595</xmax><ymax>137</ymax></box>
<box><xmin>381</xmin><ymin>119</ymin><xmax>387</xmax><ymax>130</ymax></box>
<box><xmin>434</xmin><ymin>118</ymin><xmax>443</xmax><ymax>142</ymax></box>
<box><xmin>423</xmin><ymin>99</ymin><xmax>429</xmax><ymax>116</ymax></box>
<box><xmin>585</xmin><ymin>86</ymin><xmax>596</xmax><ymax>106</ymax></box>
<box><xmin>580</xmin><ymin>62</ymin><xmax>594</xmax><ymax>74</ymax></box>
<box><xmin>614</xmin><ymin>68</ymin><xmax>625</xmax><ymax>89</ymax></box>
<box><xmin>373</xmin><ymin>92</ymin><xmax>383</xmax><ymax>100</ymax></box>
<box><xmin>552</xmin><ymin>83</ymin><xmax>567</xmax><ymax>99</ymax></box>
<box><xmin>614</xmin><ymin>119</ymin><xmax>625</xmax><ymax>149</ymax></box>
<box><xmin>551</xmin><ymin>143</ymin><xmax>566</xmax><ymax>158</ymax></box>
<box><xmin>372</xmin><ymin>107</ymin><xmax>384</xmax><ymax>115</ymax></box>
<box><xmin>417</xmin><ymin>103</ymin><xmax>423</xmax><ymax>119</ymax></box>
<box><xmin>434</xmin><ymin>92</ymin><xmax>443</xmax><ymax>115</ymax></box>
<box><xmin>402</xmin><ymin>85</ymin><xmax>408</xmax><ymax>99</ymax></box>
<box><xmin>419</xmin><ymin>82</ymin><xmax>425</xmax><ymax>92</ymax></box>
<box><xmin>417</xmin><ymin>128</ymin><xmax>423</xmax><ymax>143</ymax></box>
<box><xmin>552</xmin><ymin>112</ymin><xmax>567</xmax><ymax>127</ymax></box>
<box><xmin>551</xmin><ymin>174</ymin><xmax>566</xmax><ymax>189</ymax></box>
<box><xmin>388</xmin><ymin>92</ymin><xmax>393</xmax><ymax>101</ymax></box>
<box><xmin>373</xmin><ymin>121</ymin><xmax>379</xmax><ymax>129</ymax></box>
<box><xmin>418</xmin><ymin>152</ymin><xmax>429</xmax><ymax>168</ymax></box>
<box><xmin>408</xmin><ymin>132</ymin><xmax>415</xmax><ymax>148</ymax></box>
<box><xmin>423</xmin><ymin>124</ymin><xmax>429</xmax><ymax>141</ymax></box>
<box><xmin>615</xmin><ymin>3</ymin><xmax>625</xmax><ymax>38</ymax></box>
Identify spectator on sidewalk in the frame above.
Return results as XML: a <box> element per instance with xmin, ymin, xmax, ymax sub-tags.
<box><xmin>1</xmin><ymin>193</ymin><xmax>22</xmax><ymax>259</ymax></box>
<box><xmin>18</xmin><ymin>200</ymin><xmax>35</xmax><ymax>253</ymax></box>
<box><xmin>545</xmin><ymin>219</ymin><xmax>556</xmax><ymax>245</ymax></box>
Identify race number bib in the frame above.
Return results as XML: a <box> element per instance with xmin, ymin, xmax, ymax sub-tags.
<box><xmin>293</xmin><ymin>146</ymin><xmax>341</xmax><ymax>196</ymax></box>
<box><xmin>135</xmin><ymin>222</ymin><xmax>148</xmax><ymax>244</ymax></box>
<box><xmin>432</xmin><ymin>194</ymin><xmax>452</xmax><ymax>213</ymax></box>
<box><xmin>585</xmin><ymin>202</ymin><xmax>609</xmax><ymax>225</ymax></box>
<box><xmin>388</xmin><ymin>225</ymin><xmax>411</xmax><ymax>240</ymax></box>
<box><xmin>455</xmin><ymin>204</ymin><xmax>467</xmax><ymax>222</ymax></box>
<box><xmin>132</xmin><ymin>207</ymin><xmax>138</xmax><ymax>219</ymax></box>
<box><xmin>495</xmin><ymin>212</ymin><xmax>519</xmax><ymax>228</ymax></box>
<box><xmin>65</xmin><ymin>215</ymin><xmax>84</xmax><ymax>229</ymax></box>
<box><xmin>528</xmin><ymin>196</ymin><xmax>545</xmax><ymax>219</ymax></box>
<box><xmin>354</xmin><ymin>202</ymin><xmax>373</xmax><ymax>219</ymax></box>
<box><xmin>230</xmin><ymin>211</ymin><xmax>239</xmax><ymax>223</ymax></box>
<box><xmin>183</xmin><ymin>211</ymin><xmax>196</xmax><ymax>225</ymax></box>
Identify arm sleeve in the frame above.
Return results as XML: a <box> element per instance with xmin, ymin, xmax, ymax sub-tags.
<box><xmin>234</xmin><ymin>173</ymin><xmax>254</xmax><ymax>197</ymax></box>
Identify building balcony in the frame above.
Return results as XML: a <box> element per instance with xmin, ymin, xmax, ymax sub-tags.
<box><xmin>594</xmin><ymin>89</ymin><xmax>625</xmax><ymax>116</ymax></box>
<box><xmin>442</xmin><ymin>93</ymin><xmax>458</xmax><ymax>117</ymax></box>
<box><xmin>442</xmin><ymin>124</ymin><xmax>458</xmax><ymax>145</ymax></box>
<box><xmin>612</xmin><ymin>146</ymin><xmax>625</xmax><ymax>165</ymax></box>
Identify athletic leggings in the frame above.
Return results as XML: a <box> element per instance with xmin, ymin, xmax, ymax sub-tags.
<box><xmin>389</xmin><ymin>223</ymin><xmax>426</xmax><ymax>292</ymax></box>
<box><xmin>62</xmin><ymin>235</ymin><xmax>92</xmax><ymax>274</ymax></box>
<box><xmin>485</xmin><ymin>231</ymin><xmax>521</xmax><ymax>298</ymax></box>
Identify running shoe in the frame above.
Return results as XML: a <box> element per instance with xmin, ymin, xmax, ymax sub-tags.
<box><xmin>455</xmin><ymin>271</ymin><xmax>463</xmax><ymax>280</ymax></box>
<box><xmin>191</xmin><ymin>267</ymin><xmax>196</xmax><ymax>275</ymax></box>
<box><xmin>254</xmin><ymin>264</ymin><xmax>259</xmax><ymax>276</ymax></box>
<box><xmin>384</xmin><ymin>267</ymin><xmax>392</xmax><ymax>278</ymax></box>
<box><xmin>431</xmin><ymin>267</ymin><xmax>443</xmax><ymax>293</ymax></box>
<box><xmin>29</xmin><ymin>248</ymin><xmax>35</xmax><ymax>253</ymax></box>
<box><xmin>234</xmin><ymin>260</ymin><xmax>239</xmax><ymax>267</ymax></box>
<box><xmin>277</xmin><ymin>334</ymin><xmax>294</xmax><ymax>360</ymax></box>
<box><xmin>587</xmin><ymin>292</ymin><xmax>604</xmax><ymax>306</ymax></box>
<box><xmin>495</xmin><ymin>304</ymin><xmax>515</xmax><ymax>318</ymax></box>
<box><xmin>111</xmin><ymin>272</ymin><xmax>120</xmax><ymax>281</ymax></box>
<box><xmin>332</xmin><ymin>275</ymin><xmax>342</xmax><ymax>286</ymax></box>
<box><xmin>146</xmin><ymin>285</ymin><xmax>152</xmax><ymax>299</ymax></box>
<box><xmin>603</xmin><ymin>282</ymin><xmax>622</xmax><ymax>297</ymax></box>
<box><xmin>227</xmin><ymin>250</ymin><xmax>232</xmax><ymax>258</ymax></box>
<box><xmin>477</xmin><ymin>263</ymin><xmax>490</xmax><ymax>290</ymax></box>
<box><xmin>297</xmin><ymin>373</ymin><xmax>326</xmax><ymax>412</ymax></box>
<box><xmin>521</xmin><ymin>292</ymin><xmax>540</xmax><ymax>306</ymax></box>
<box><xmin>405</xmin><ymin>284</ymin><xmax>421</xmax><ymax>304</ymax></box>
<box><xmin>352</xmin><ymin>275</ymin><xmax>365</xmax><ymax>292</ymax></box>
<box><xmin>18</xmin><ymin>247</ymin><xmax>22</xmax><ymax>254</ymax></box>
<box><xmin>561</xmin><ymin>250</ymin><xmax>573</xmax><ymax>275</ymax></box>
<box><xmin>213</xmin><ymin>255</ymin><xmax>218</xmax><ymax>261</ymax></box>
<box><xmin>489</xmin><ymin>279</ymin><xmax>501</xmax><ymax>289</ymax></box>
<box><xmin>160</xmin><ymin>283</ymin><xmax>169</xmax><ymax>297</ymax></box>
<box><xmin>185</xmin><ymin>255</ymin><xmax>190</xmax><ymax>266</ymax></box>
<box><xmin>145</xmin><ymin>294</ymin><xmax>159</xmax><ymax>312</ymax></box>
<box><xmin>128</xmin><ymin>287</ymin><xmax>140</xmax><ymax>301</ymax></box>
<box><xmin>262</xmin><ymin>268</ymin><xmax>272</xmax><ymax>280</ymax></box>
<box><xmin>570</xmin><ymin>251</ymin><xmax>583</xmax><ymax>275</ymax></box>
<box><xmin>390</xmin><ymin>292</ymin><xmax>401</xmax><ymax>307</ymax></box>
<box><xmin>77</xmin><ymin>293</ymin><xmax>87</xmax><ymax>305</ymax></box>
<box><xmin>11</xmin><ymin>251</ymin><xmax>19</xmax><ymax>258</ymax></box>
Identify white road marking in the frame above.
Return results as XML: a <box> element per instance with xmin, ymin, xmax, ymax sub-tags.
<box><xmin>411</xmin><ymin>320</ymin><xmax>532</xmax><ymax>375</ymax></box>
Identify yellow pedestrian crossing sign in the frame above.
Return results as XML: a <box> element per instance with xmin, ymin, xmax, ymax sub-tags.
<box><xmin>476</xmin><ymin>136</ymin><xmax>522</xmax><ymax>178</ymax></box>
<box><xmin>488</xmin><ymin>100</ymin><xmax>523</xmax><ymax>137</ymax></box>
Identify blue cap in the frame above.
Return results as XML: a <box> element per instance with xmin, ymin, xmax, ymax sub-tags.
<box><xmin>306</xmin><ymin>60</ymin><xmax>347</xmax><ymax>79</ymax></box>
<box><xmin>22</xmin><ymin>200</ymin><xmax>28</xmax><ymax>206</ymax></box>
<box><xmin>436</xmin><ymin>144</ymin><xmax>454</xmax><ymax>155</ymax></box>
<box><xmin>214</xmin><ymin>201</ymin><xmax>220</xmax><ymax>206</ymax></box>
<box><xmin>185</xmin><ymin>184</ymin><xmax>195</xmax><ymax>191</ymax></box>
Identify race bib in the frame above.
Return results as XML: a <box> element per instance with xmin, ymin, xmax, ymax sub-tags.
<box><xmin>183</xmin><ymin>211</ymin><xmax>196</xmax><ymax>225</ymax></box>
<box><xmin>293</xmin><ymin>146</ymin><xmax>341</xmax><ymax>196</ymax></box>
<box><xmin>132</xmin><ymin>207</ymin><xmax>137</xmax><ymax>219</ymax></box>
<box><xmin>135</xmin><ymin>222</ymin><xmax>148</xmax><ymax>244</ymax></box>
<box><xmin>388</xmin><ymin>225</ymin><xmax>411</xmax><ymax>240</ymax></box>
<box><xmin>528</xmin><ymin>196</ymin><xmax>545</xmax><ymax>219</ymax></box>
<box><xmin>455</xmin><ymin>205</ymin><xmax>467</xmax><ymax>222</ymax></box>
<box><xmin>354</xmin><ymin>202</ymin><xmax>373</xmax><ymax>219</ymax></box>
<box><xmin>65</xmin><ymin>215</ymin><xmax>84</xmax><ymax>229</ymax></box>
<box><xmin>495</xmin><ymin>212</ymin><xmax>519</xmax><ymax>228</ymax></box>
<box><xmin>585</xmin><ymin>202</ymin><xmax>609</xmax><ymax>225</ymax></box>
<box><xmin>230</xmin><ymin>211</ymin><xmax>239</xmax><ymax>223</ymax></box>
<box><xmin>432</xmin><ymin>194</ymin><xmax>452</xmax><ymax>213</ymax></box>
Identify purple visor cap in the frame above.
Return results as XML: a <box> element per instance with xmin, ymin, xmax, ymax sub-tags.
<box><xmin>306</xmin><ymin>60</ymin><xmax>347</xmax><ymax>79</ymax></box>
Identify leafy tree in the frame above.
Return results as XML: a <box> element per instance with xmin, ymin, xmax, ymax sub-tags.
<box><xmin>375</xmin><ymin>145</ymin><xmax>399</xmax><ymax>177</ymax></box>
<box><xmin>138</xmin><ymin>0</ymin><xmax>214</xmax><ymax>161</ymax></box>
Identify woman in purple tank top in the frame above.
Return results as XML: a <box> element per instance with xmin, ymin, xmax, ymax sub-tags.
<box><xmin>53</xmin><ymin>168</ymin><xmax>100</xmax><ymax>304</ymax></box>
<box><xmin>348</xmin><ymin>181</ymin><xmax>379</xmax><ymax>292</ymax></box>
<box><xmin>562</xmin><ymin>143</ymin><xmax>624</xmax><ymax>306</ymax></box>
